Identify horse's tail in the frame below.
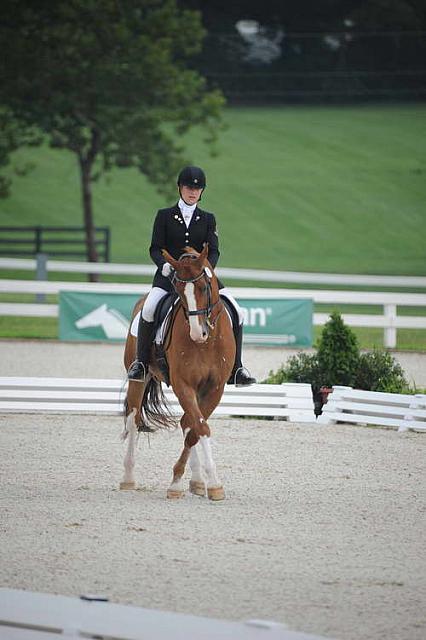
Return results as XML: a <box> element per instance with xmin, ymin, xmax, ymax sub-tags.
<box><xmin>140</xmin><ymin>375</ymin><xmax>178</xmax><ymax>432</ymax></box>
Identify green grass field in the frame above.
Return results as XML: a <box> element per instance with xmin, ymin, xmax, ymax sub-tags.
<box><xmin>1</xmin><ymin>104</ymin><xmax>425</xmax><ymax>272</ymax></box>
<box><xmin>0</xmin><ymin>105</ymin><xmax>425</xmax><ymax>347</ymax></box>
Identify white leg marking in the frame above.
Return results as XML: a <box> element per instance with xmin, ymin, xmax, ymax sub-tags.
<box><xmin>182</xmin><ymin>426</ymin><xmax>190</xmax><ymax>441</ymax></box>
<box><xmin>189</xmin><ymin>442</ymin><xmax>204</xmax><ymax>484</ymax></box>
<box><xmin>122</xmin><ymin>409</ymin><xmax>138</xmax><ymax>485</ymax></box>
<box><xmin>168</xmin><ymin>478</ymin><xmax>185</xmax><ymax>494</ymax></box>
<box><xmin>199</xmin><ymin>435</ymin><xmax>221</xmax><ymax>489</ymax></box>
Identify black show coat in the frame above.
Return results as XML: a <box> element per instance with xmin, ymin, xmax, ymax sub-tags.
<box><xmin>149</xmin><ymin>204</ymin><xmax>223</xmax><ymax>291</ymax></box>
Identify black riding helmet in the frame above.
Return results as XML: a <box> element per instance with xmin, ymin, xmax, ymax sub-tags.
<box><xmin>177</xmin><ymin>166</ymin><xmax>206</xmax><ymax>189</ymax></box>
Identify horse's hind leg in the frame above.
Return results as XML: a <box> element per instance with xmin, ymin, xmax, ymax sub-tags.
<box><xmin>120</xmin><ymin>408</ymin><xmax>138</xmax><ymax>490</ymax></box>
<box><xmin>120</xmin><ymin>381</ymin><xmax>144</xmax><ymax>490</ymax></box>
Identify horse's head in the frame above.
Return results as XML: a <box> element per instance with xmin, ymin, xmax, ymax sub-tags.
<box><xmin>162</xmin><ymin>245</ymin><xmax>219</xmax><ymax>344</ymax></box>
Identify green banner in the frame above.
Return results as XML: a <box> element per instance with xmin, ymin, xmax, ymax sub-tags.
<box><xmin>59</xmin><ymin>291</ymin><xmax>312</xmax><ymax>346</ymax></box>
<box><xmin>237</xmin><ymin>298</ymin><xmax>312</xmax><ymax>346</ymax></box>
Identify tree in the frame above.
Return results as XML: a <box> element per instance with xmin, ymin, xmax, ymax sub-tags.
<box><xmin>0</xmin><ymin>0</ymin><xmax>224</xmax><ymax>272</ymax></box>
<box><xmin>0</xmin><ymin>109</ymin><xmax>41</xmax><ymax>198</ymax></box>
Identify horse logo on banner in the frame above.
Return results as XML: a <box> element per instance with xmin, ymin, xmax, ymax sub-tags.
<box><xmin>76</xmin><ymin>304</ymin><xmax>129</xmax><ymax>340</ymax></box>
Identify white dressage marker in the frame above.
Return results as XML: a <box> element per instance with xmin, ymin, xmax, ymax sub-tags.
<box><xmin>0</xmin><ymin>589</ymin><xmax>332</xmax><ymax>640</ymax></box>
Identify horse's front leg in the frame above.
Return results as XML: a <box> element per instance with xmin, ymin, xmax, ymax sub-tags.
<box><xmin>168</xmin><ymin>387</ymin><xmax>225</xmax><ymax>501</ymax></box>
<box><xmin>198</xmin><ymin>433</ymin><xmax>224</xmax><ymax>501</ymax></box>
<box><xmin>166</xmin><ymin>410</ymin><xmax>198</xmax><ymax>499</ymax></box>
<box><xmin>166</xmin><ymin>380</ymin><xmax>208</xmax><ymax>499</ymax></box>
<box><xmin>197</xmin><ymin>387</ymin><xmax>226</xmax><ymax>501</ymax></box>
<box><xmin>188</xmin><ymin>440</ymin><xmax>206</xmax><ymax>497</ymax></box>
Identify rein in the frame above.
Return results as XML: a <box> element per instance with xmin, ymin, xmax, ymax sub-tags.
<box><xmin>171</xmin><ymin>263</ymin><xmax>222</xmax><ymax>331</ymax></box>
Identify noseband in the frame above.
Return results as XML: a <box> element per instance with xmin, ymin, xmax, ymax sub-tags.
<box><xmin>171</xmin><ymin>257</ymin><xmax>221</xmax><ymax>330</ymax></box>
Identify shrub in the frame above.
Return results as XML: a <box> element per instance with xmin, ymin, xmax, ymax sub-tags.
<box><xmin>317</xmin><ymin>311</ymin><xmax>359</xmax><ymax>387</ymax></box>
<box><xmin>265</xmin><ymin>352</ymin><xmax>321</xmax><ymax>387</ymax></box>
<box><xmin>354</xmin><ymin>349</ymin><xmax>409</xmax><ymax>393</ymax></box>
<box><xmin>265</xmin><ymin>313</ymin><xmax>412</xmax><ymax>403</ymax></box>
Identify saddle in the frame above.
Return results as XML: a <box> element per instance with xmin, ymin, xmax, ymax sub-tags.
<box><xmin>151</xmin><ymin>294</ymin><xmax>238</xmax><ymax>387</ymax></box>
<box><xmin>152</xmin><ymin>292</ymin><xmax>179</xmax><ymax>386</ymax></box>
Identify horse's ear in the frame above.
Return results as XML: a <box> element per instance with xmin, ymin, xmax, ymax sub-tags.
<box><xmin>200</xmin><ymin>243</ymin><xmax>209</xmax><ymax>263</ymax></box>
<box><xmin>162</xmin><ymin>249</ymin><xmax>179</xmax><ymax>269</ymax></box>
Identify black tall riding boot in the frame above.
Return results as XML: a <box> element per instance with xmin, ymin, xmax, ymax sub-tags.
<box><xmin>127</xmin><ymin>317</ymin><xmax>155</xmax><ymax>381</ymax></box>
<box><xmin>227</xmin><ymin>322</ymin><xmax>256</xmax><ymax>387</ymax></box>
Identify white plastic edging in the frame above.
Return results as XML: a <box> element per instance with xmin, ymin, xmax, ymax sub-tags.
<box><xmin>0</xmin><ymin>378</ymin><xmax>316</xmax><ymax>421</ymax></box>
<box><xmin>318</xmin><ymin>386</ymin><xmax>426</xmax><ymax>432</ymax></box>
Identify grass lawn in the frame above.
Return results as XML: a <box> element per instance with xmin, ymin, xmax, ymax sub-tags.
<box><xmin>0</xmin><ymin>104</ymin><xmax>425</xmax><ymax>346</ymax></box>
<box><xmin>1</xmin><ymin>104</ymin><xmax>425</xmax><ymax>273</ymax></box>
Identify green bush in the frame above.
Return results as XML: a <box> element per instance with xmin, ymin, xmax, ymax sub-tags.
<box><xmin>317</xmin><ymin>311</ymin><xmax>359</xmax><ymax>388</ymax></box>
<box><xmin>265</xmin><ymin>312</ymin><xmax>412</xmax><ymax>398</ymax></box>
<box><xmin>354</xmin><ymin>349</ymin><xmax>409</xmax><ymax>393</ymax></box>
<box><xmin>265</xmin><ymin>352</ymin><xmax>321</xmax><ymax>387</ymax></box>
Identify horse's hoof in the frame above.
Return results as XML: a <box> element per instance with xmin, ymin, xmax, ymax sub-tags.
<box><xmin>189</xmin><ymin>480</ymin><xmax>206</xmax><ymax>497</ymax></box>
<box><xmin>120</xmin><ymin>481</ymin><xmax>137</xmax><ymax>490</ymax></box>
<box><xmin>167</xmin><ymin>488</ymin><xmax>185</xmax><ymax>499</ymax></box>
<box><xmin>207</xmin><ymin>486</ymin><xmax>225</xmax><ymax>501</ymax></box>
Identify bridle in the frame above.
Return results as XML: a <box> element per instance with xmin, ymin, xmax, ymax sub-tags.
<box><xmin>171</xmin><ymin>256</ymin><xmax>222</xmax><ymax>331</ymax></box>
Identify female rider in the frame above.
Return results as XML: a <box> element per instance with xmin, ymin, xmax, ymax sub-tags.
<box><xmin>127</xmin><ymin>165</ymin><xmax>256</xmax><ymax>387</ymax></box>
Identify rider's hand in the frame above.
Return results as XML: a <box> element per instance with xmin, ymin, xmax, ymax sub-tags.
<box><xmin>162</xmin><ymin>262</ymin><xmax>173</xmax><ymax>277</ymax></box>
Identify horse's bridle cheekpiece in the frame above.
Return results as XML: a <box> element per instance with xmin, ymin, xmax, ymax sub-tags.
<box><xmin>171</xmin><ymin>255</ymin><xmax>221</xmax><ymax>331</ymax></box>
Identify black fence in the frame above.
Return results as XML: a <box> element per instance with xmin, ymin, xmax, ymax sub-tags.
<box><xmin>0</xmin><ymin>226</ymin><xmax>111</xmax><ymax>262</ymax></box>
<box><xmin>196</xmin><ymin>30</ymin><xmax>426</xmax><ymax>103</ymax></box>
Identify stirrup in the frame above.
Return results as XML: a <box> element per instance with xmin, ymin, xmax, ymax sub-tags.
<box><xmin>228</xmin><ymin>366</ymin><xmax>256</xmax><ymax>387</ymax></box>
<box><xmin>127</xmin><ymin>361</ymin><xmax>148</xmax><ymax>382</ymax></box>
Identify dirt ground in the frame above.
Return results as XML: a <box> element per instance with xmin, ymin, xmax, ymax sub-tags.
<box><xmin>0</xmin><ymin>412</ymin><xmax>425</xmax><ymax>640</ymax></box>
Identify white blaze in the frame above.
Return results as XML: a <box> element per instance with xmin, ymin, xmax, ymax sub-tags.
<box><xmin>184</xmin><ymin>282</ymin><xmax>206</xmax><ymax>343</ymax></box>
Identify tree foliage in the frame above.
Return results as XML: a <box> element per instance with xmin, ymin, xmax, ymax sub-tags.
<box><xmin>0</xmin><ymin>0</ymin><xmax>224</xmax><ymax>262</ymax></box>
<box><xmin>0</xmin><ymin>109</ymin><xmax>41</xmax><ymax>197</ymax></box>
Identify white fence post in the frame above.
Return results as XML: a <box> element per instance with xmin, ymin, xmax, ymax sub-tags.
<box><xmin>384</xmin><ymin>304</ymin><xmax>397</xmax><ymax>348</ymax></box>
<box><xmin>35</xmin><ymin>253</ymin><xmax>48</xmax><ymax>304</ymax></box>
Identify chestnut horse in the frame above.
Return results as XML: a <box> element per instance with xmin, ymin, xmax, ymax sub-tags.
<box><xmin>121</xmin><ymin>245</ymin><xmax>235</xmax><ymax>500</ymax></box>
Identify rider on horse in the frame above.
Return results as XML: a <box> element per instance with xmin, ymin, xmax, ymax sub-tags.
<box><xmin>127</xmin><ymin>165</ymin><xmax>256</xmax><ymax>387</ymax></box>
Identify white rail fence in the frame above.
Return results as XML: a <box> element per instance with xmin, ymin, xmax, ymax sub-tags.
<box><xmin>0</xmin><ymin>378</ymin><xmax>316</xmax><ymax>422</ymax></box>
<box><xmin>318</xmin><ymin>386</ymin><xmax>426</xmax><ymax>432</ymax></box>
<box><xmin>1</xmin><ymin>278</ymin><xmax>426</xmax><ymax>348</ymax></box>
<box><xmin>1</xmin><ymin>377</ymin><xmax>424</xmax><ymax>433</ymax></box>
<box><xmin>2</xmin><ymin>255</ymin><xmax>426</xmax><ymax>287</ymax></box>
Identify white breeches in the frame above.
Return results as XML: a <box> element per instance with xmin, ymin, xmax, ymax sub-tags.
<box><xmin>141</xmin><ymin>287</ymin><xmax>169</xmax><ymax>322</ymax></box>
<box><xmin>130</xmin><ymin>285</ymin><xmax>243</xmax><ymax>337</ymax></box>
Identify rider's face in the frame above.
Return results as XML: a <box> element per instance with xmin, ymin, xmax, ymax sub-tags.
<box><xmin>179</xmin><ymin>185</ymin><xmax>203</xmax><ymax>205</ymax></box>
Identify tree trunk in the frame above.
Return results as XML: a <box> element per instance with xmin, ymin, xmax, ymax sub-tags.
<box><xmin>78</xmin><ymin>154</ymin><xmax>99</xmax><ymax>282</ymax></box>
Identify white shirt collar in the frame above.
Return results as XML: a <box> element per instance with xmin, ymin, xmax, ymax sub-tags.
<box><xmin>178</xmin><ymin>198</ymin><xmax>196</xmax><ymax>219</ymax></box>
